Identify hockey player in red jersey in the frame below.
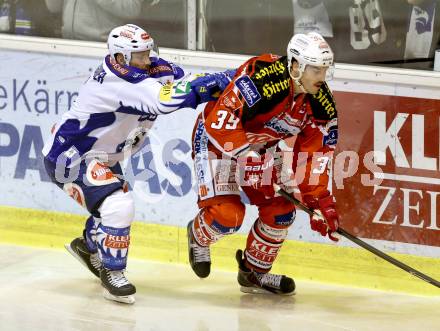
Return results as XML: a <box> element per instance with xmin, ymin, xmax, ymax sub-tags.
<box><xmin>188</xmin><ymin>32</ymin><xmax>339</xmax><ymax>295</ymax></box>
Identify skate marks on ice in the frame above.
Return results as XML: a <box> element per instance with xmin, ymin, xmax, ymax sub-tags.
<box><xmin>0</xmin><ymin>244</ymin><xmax>439</xmax><ymax>331</ymax></box>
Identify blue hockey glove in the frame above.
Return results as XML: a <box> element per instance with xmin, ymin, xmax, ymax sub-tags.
<box><xmin>191</xmin><ymin>69</ymin><xmax>237</xmax><ymax>103</ymax></box>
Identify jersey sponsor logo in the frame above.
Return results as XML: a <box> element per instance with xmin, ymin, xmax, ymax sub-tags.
<box><xmin>243</xmin><ymin>158</ymin><xmax>274</xmax><ymax>172</ymax></box>
<box><xmin>159</xmin><ymin>83</ymin><xmax>172</xmax><ymax>101</ymax></box>
<box><xmin>211</xmin><ymin>159</ymin><xmax>239</xmax><ymax>197</ymax></box>
<box><xmin>193</xmin><ymin>119</ymin><xmax>207</xmax><ymax>155</ymax></box>
<box><xmin>248</xmin><ymin>241</ymin><xmax>280</xmax><ymax>255</ymax></box>
<box><xmin>104</xmin><ymin>234</ymin><xmax>130</xmax><ymax>249</ymax></box>
<box><xmin>210</xmin><ymin>220</ymin><xmax>241</xmax><ymax>234</ymax></box>
<box><xmin>63</xmin><ymin>183</ymin><xmax>86</xmax><ymax>208</ymax></box>
<box><xmin>245</xmin><ymin>132</ymin><xmax>278</xmax><ymax>144</ymax></box>
<box><xmin>149</xmin><ymin>65</ymin><xmax>173</xmax><ymax>75</ymax></box>
<box><xmin>86</xmin><ymin>160</ymin><xmax>120</xmax><ymax>186</ymax></box>
<box><xmin>312</xmin><ymin>86</ymin><xmax>336</xmax><ymax>118</ymax></box>
<box><xmin>254</xmin><ymin>60</ymin><xmax>285</xmax><ymax>80</ymax></box>
<box><xmin>193</xmin><ymin>119</ymin><xmax>213</xmax><ymax>199</ymax></box>
<box><xmin>220</xmin><ymin>90</ymin><xmax>243</xmax><ymax>111</ymax></box>
<box><xmin>247</xmin><ymin>240</ymin><xmax>281</xmax><ymax>263</ymax></box>
<box><xmin>235</xmin><ymin>75</ymin><xmax>261</xmax><ymax>107</ymax></box>
<box><xmin>262</xmin><ymin>78</ymin><xmax>290</xmax><ymax>100</ymax></box>
<box><xmin>109</xmin><ymin>58</ymin><xmax>129</xmax><ymax>76</ymax></box>
<box><xmin>215</xmin><ymin>183</ymin><xmax>239</xmax><ymax>193</ymax></box>
<box><xmin>264</xmin><ymin>113</ymin><xmax>302</xmax><ymax>136</ymax></box>
<box><xmin>274</xmin><ymin>211</ymin><xmax>295</xmax><ymax>226</ymax></box>
<box><xmin>199</xmin><ymin>184</ymin><xmax>209</xmax><ymax>197</ymax></box>
<box><xmin>323</xmin><ymin>127</ymin><xmax>338</xmax><ymax>146</ymax></box>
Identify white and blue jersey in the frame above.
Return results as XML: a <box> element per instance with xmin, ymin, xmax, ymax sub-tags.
<box><xmin>42</xmin><ymin>55</ymin><xmax>192</xmax><ymax>167</ymax></box>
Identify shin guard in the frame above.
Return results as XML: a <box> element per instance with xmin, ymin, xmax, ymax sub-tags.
<box><xmin>96</xmin><ymin>224</ymin><xmax>131</xmax><ymax>270</ymax></box>
<box><xmin>244</xmin><ymin>219</ymin><xmax>288</xmax><ymax>272</ymax></box>
<box><xmin>192</xmin><ymin>212</ymin><xmax>223</xmax><ymax>247</ymax></box>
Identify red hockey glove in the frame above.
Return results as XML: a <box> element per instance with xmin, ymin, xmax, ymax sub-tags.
<box><xmin>237</xmin><ymin>153</ymin><xmax>276</xmax><ymax>198</ymax></box>
<box><xmin>303</xmin><ymin>193</ymin><xmax>340</xmax><ymax>242</ymax></box>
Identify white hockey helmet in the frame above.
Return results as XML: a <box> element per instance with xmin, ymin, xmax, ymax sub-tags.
<box><xmin>107</xmin><ymin>24</ymin><xmax>155</xmax><ymax>65</ymax></box>
<box><xmin>287</xmin><ymin>32</ymin><xmax>334</xmax><ymax>80</ymax></box>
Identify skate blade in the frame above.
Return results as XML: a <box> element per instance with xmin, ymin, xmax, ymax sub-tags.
<box><xmin>102</xmin><ymin>288</ymin><xmax>135</xmax><ymax>304</ymax></box>
<box><xmin>65</xmin><ymin>244</ymin><xmax>89</xmax><ymax>270</ymax></box>
<box><xmin>239</xmin><ymin>286</ymin><xmax>295</xmax><ymax>296</ymax></box>
<box><xmin>65</xmin><ymin>244</ymin><xmax>101</xmax><ymax>278</ymax></box>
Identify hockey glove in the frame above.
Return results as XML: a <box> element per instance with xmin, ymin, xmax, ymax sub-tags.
<box><xmin>237</xmin><ymin>152</ymin><xmax>276</xmax><ymax>199</ymax></box>
<box><xmin>217</xmin><ymin>69</ymin><xmax>237</xmax><ymax>89</ymax></box>
<box><xmin>303</xmin><ymin>193</ymin><xmax>340</xmax><ymax>242</ymax></box>
<box><xmin>191</xmin><ymin>70</ymin><xmax>236</xmax><ymax>104</ymax></box>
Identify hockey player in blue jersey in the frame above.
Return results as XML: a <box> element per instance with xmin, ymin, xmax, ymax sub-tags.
<box><xmin>42</xmin><ymin>24</ymin><xmax>233</xmax><ymax>304</ymax></box>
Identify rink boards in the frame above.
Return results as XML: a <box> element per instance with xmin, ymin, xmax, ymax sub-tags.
<box><xmin>0</xmin><ymin>205</ymin><xmax>439</xmax><ymax>296</ymax></box>
<box><xmin>0</xmin><ymin>40</ymin><xmax>439</xmax><ymax>294</ymax></box>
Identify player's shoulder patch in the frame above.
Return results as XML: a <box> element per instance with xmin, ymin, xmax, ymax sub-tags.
<box><xmin>234</xmin><ymin>75</ymin><xmax>261</xmax><ymax>107</ymax></box>
<box><xmin>322</xmin><ymin>118</ymin><xmax>338</xmax><ymax>146</ymax></box>
<box><xmin>220</xmin><ymin>89</ymin><xmax>243</xmax><ymax>111</ymax></box>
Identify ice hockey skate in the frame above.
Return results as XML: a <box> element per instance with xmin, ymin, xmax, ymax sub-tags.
<box><xmin>187</xmin><ymin>220</ymin><xmax>211</xmax><ymax>278</ymax></box>
<box><xmin>100</xmin><ymin>268</ymin><xmax>136</xmax><ymax>304</ymax></box>
<box><xmin>65</xmin><ymin>237</ymin><xmax>102</xmax><ymax>278</ymax></box>
<box><xmin>236</xmin><ymin>249</ymin><xmax>295</xmax><ymax>295</ymax></box>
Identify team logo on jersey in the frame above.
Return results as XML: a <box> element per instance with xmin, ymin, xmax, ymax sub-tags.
<box><xmin>235</xmin><ymin>75</ymin><xmax>261</xmax><ymax>107</ymax></box>
<box><xmin>220</xmin><ymin>90</ymin><xmax>243</xmax><ymax>111</ymax></box>
<box><xmin>86</xmin><ymin>160</ymin><xmax>120</xmax><ymax>186</ymax></box>
<box><xmin>63</xmin><ymin>183</ymin><xmax>86</xmax><ymax>208</ymax></box>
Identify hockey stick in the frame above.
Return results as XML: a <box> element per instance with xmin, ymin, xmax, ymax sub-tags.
<box><xmin>273</xmin><ymin>184</ymin><xmax>440</xmax><ymax>289</ymax></box>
